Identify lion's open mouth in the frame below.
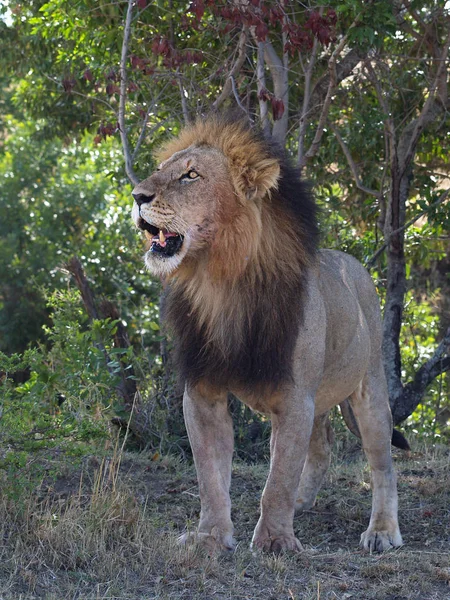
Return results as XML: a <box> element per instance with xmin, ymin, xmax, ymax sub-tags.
<box><xmin>138</xmin><ymin>218</ymin><xmax>184</xmax><ymax>258</ymax></box>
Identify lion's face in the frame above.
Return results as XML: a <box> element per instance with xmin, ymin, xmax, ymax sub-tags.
<box><xmin>132</xmin><ymin>145</ymin><xmax>233</xmax><ymax>277</ymax></box>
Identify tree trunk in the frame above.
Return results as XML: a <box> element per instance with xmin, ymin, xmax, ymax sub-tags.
<box><xmin>382</xmin><ymin>164</ymin><xmax>411</xmax><ymax>406</ymax></box>
<box><xmin>66</xmin><ymin>256</ymin><xmax>151</xmax><ymax>444</ymax></box>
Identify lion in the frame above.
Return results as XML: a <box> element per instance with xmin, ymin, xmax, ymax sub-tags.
<box><xmin>131</xmin><ymin>114</ymin><xmax>403</xmax><ymax>554</ymax></box>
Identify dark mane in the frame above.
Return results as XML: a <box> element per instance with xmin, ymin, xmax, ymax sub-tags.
<box><xmin>163</xmin><ymin>118</ymin><xmax>319</xmax><ymax>393</ymax></box>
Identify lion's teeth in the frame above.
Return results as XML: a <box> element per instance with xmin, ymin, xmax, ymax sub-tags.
<box><xmin>159</xmin><ymin>230</ymin><xmax>166</xmax><ymax>244</ymax></box>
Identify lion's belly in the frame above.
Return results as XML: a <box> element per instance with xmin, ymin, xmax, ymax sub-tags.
<box><xmin>312</xmin><ymin>250</ymin><xmax>376</xmax><ymax>414</ymax></box>
<box><xmin>313</xmin><ymin>326</ymin><xmax>370</xmax><ymax>414</ymax></box>
<box><xmin>290</xmin><ymin>302</ymin><xmax>371</xmax><ymax>416</ymax></box>
<box><xmin>293</xmin><ymin>250</ymin><xmax>373</xmax><ymax>415</ymax></box>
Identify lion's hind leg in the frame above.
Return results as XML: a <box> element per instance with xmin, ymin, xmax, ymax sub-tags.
<box><xmin>295</xmin><ymin>412</ymin><xmax>334</xmax><ymax>513</ymax></box>
<box><xmin>349</xmin><ymin>364</ymin><xmax>403</xmax><ymax>552</ymax></box>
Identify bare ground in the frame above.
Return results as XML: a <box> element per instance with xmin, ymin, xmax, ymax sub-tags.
<box><xmin>0</xmin><ymin>442</ymin><xmax>449</xmax><ymax>600</ymax></box>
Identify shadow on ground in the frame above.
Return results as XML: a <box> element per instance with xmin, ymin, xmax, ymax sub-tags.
<box><xmin>1</xmin><ymin>443</ymin><xmax>449</xmax><ymax>599</ymax></box>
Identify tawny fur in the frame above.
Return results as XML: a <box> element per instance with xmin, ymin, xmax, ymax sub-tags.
<box><xmin>131</xmin><ymin>115</ymin><xmax>403</xmax><ymax>554</ymax></box>
<box><xmin>158</xmin><ymin>117</ymin><xmax>314</xmax><ymax>285</ymax></box>
<box><xmin>156</xmin><ymin>118</ymin><xmax>281</xmax><ymax>203</ymax></box>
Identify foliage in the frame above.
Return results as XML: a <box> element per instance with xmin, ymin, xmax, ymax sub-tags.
<box><xmin>0</xmin><ymin>290</ymin><xmax>115</xmax><ymax>448</ymax></box>
<box><xmin>401</xmin><ymin>290</ymin><xmax>448</xmax><ymax>438</ymax></box>
<box><xmin>0</xmin><ymin>0</ymin><xmax>449</xmax><ymax>458</ymax></box>
<box><xmin>0</xmin><ymin>115</ymin><xmax>159</xmax><ymax>353</ymax></box>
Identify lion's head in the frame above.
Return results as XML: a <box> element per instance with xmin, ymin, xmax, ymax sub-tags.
<box><xmin>132</xmin><ymin>115</ymin><xmax>318</xmax><ymax>391</ymax></box>
<box><xmin>132</xmin><ymin>116</ymin><xmax>282</xmax><ymax>279</ymax></box>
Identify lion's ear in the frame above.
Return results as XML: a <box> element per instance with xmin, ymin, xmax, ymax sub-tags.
<box><xmin>244</xmin><ymin>158</ymin><xmax>280</xmax><ymax>200</ymax></box>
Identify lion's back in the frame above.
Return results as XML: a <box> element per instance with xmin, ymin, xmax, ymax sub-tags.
<box><xmin>317</xmin><ymin>248</ymin><xmax>383</xmax><ymax>350</ymax></box>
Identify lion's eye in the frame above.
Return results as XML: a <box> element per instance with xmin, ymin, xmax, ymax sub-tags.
<box><xmin>180</xmin><ymin>169</ymin><xmax>200</xmax><ymax>182</ymax></box>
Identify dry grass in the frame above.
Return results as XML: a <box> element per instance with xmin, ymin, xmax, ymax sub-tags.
<box><xmin>1</xmin><ymin>441</ymin><xmax>449</xmax><ymax>599</ymax></box>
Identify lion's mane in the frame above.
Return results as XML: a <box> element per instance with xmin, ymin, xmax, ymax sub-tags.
<box><xmin>161</xmin><ymin>115</ymin><xmax>319</xmax><ymax>393</ymax></box>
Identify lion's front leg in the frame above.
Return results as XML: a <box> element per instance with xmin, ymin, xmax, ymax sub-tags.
<box><xmin>251</xmin><ymin>393</ymin><xmax>314</xmax><ymax>553</ymax></box>
<box><xmin>180</xmin><ymin>384</ymin><xmax>235</xmax><ymax>553</ymax></box>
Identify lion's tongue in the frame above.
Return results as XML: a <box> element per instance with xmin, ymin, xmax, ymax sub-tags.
<box><xmin>152</xmin><ymin>229</ymin><xmax>178</xmax><ymax>248</ymax></box>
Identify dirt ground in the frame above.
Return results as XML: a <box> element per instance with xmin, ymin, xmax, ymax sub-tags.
<box><xmin>0</xmin><ymin>441</ymin><xmax>449</xmax><ymax>599</ymax></box>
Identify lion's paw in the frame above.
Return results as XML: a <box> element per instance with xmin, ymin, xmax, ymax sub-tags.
<box><xmin>178</xmin><ymin>528</ymin><xmax>236</xmax><ymax>555</ymax></box>
<box><xmin>360</xmin><ymin>527</ymin><xmax>403</xmax><ymax>553</ymax></box>
<box><xmin>251</xmin><ymin>531</ymin><xmax>303</xmax><ymax>554</ymax></box>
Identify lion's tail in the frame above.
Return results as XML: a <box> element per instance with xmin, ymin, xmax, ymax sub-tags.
<box><xmin>339</xmin><ymin>399</ymin><xmax>410</xmax><ymax>451</ymax></box>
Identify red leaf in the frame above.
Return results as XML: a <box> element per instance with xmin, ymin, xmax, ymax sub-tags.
<box><xmin>271</xmin><ymin>97</ymin><xmax>285</xmax><ymax>121</ymax></box>
<box><xmin>254</xmin><ymin>19</ymin><xmax>268</xmax><ymax>42</ymax></box>
<box><xmin>151</xmin><ymin>35</ymin><xmax>161</xmax><ymax>54</ymax></box>
<box><xmin>221</xmin><ymin>6</ymin><xmax>232</xmax><ymax>20</ymax></box>
<box><xmin>269</xmin><ymin>6</ymin><xmax>284</xmax><ymax>27</ymax></box>
<box><xmin>327</xmin><ymin>9</ymin><xmax>337</xmax><ymax>26</ymax></box>
<box><xmin>82</xmin><ymin>69</ymin><xmax>93</xmax><ymax>82</ymax></box>
<box><xmin>106</xmin><ymin>68</ymin><xmax>118</xmax><ymax>81</ymax></box>
<box><xmin>189</xmin><ymin>0</ymin><xmax>204</xmax><ymax>20</ymax></box>
<box><xmin>106</xmin><ymin>83</ymin><xmax>119</xmax><ymax>96</ymax></box>
<box><xmin>62</xmin><ymin>77</ymin><xmax>76</xmax><ymax>92</ymax></box>
<box><xmin>305</xmin><ymin>10</ymin><xmax>336</xmax><ymax>47</ymax></box>
<box><xmin>285</xmin><ymin>22</ymin><xmax>313</xmax><ymax>53</ymax></box>
<box><xmin>159</xmin><ymin>38</ymin><xmax>171</xmax><ymax>56</ymax></box>
<box><xmin>258</xmin><ymin>87</ymin><xmax>271</xmax><ymax>102</ymax></box>
<box><xmin>180</xmin><ymin>15</ymin><xmax>191</xmax><ymax>30</ymax></box>
<box><xmin>130</xmin><ymin>55</ymin><xmax>143</xmax><ymax>70</ymax></box>
<box><xmin>137</xmin><ymin>0</ymin><xmax>147</xmax><ymax>8</ymax></box>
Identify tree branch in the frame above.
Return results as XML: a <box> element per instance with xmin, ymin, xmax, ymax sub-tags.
<box><xmin>256</xmin><ymin>41</ymin><xmax>270</xmax><ymax>136</ymax></box>
<box><xmin>329</xmin><ymin>123</ymin><xmax>379</xmax><ymax>197</ymax></box>
<box><xmin>230</xmin><ymin>75</ymin><xmax>250</xmax><ymax>117</ymax></box>
<box><xmin>132</xmin><ymin>106</ymin><xmax>151</xmax><ymax>161</ymax></box>
<box><xmin>301</xmin><ymin>14</ymin><xmax>361</xmax><ymax>168</ymax></box>
<box><xmin>391</xmin><ymin>0</ymin><xmax>423</xmax><ymax>41</ymax></box>
<box><xmin>66</xmin><ymin>257</ymin><xmax>146</xmax><ymax>432</ymax></box>
<box><xmin>399</xmin><ymin>29</ymin><xmax>450</xmax><ymax>177</ymax></box>
<box><xmin>69</xmin><ymin>90</ymin><xmax>116</xmax><ymax>113</ymax></box>
<box><xmin>177</xmin><ymin>72</ymin><xmax>190</xmax><ymax>125</ymax></box>
<box><xmin>118</xmin><ymin>0</ymin><xmax>139</xmax><ymax>186</ymax></box>
<box><xmin>213</xmin><ymin>27</ymin><xmax>248</xmax><ymax>109</ymax></box>
<box><xmin>297</xmin><ymin>26</ymin><xmax>320</xmax><ymax>166</ymax></box>
<box><xmin>261</xmin><ymin>38</ymin><xmax>289</xmax><ymax>144</ymax></box>
<box><xmin>132</xmin><ymin>119</ymin><xmax>167</xmax><ymax>164</ymax></box>
<box><xmin>42</xmin><ymin>74</ymin><xmax>116</xmax><ymax>112</ymax></box>
<box><xmin>132</xmin><ymin>82</ymin><xmax>172</xmax><ymax>161</ymax></box>
<box><xmin>392</xmin><ymin>327</ymin><xmax>450</xmax><ymax>425</ymax></box>
<box><xmin>65</xmin><ymin>256</ymin><xmax>99</xmax><ymax>321</ymax></box>
<box><xmin>364</xmin><ymin>60</ymin><xmax>397</xmax><ymax>159</ymax></box>
<box><xmin>308</xmin><ymin>46</ymin><xmax>368</xmax><ymax>120</ymax></box>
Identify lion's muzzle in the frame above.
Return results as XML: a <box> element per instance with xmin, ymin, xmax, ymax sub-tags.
<box><xmin>149</xmin><ymin>229</ymin><xmax>184</xmax><ymax>257</ymax></box>
<box><xmin>132</xmin><ymin>191</ymin><xmax>155</xmax><ymax>206</ymax></box>
<box><xmin>132</xmin><ymin>190</ymin><xmax>184</xmax><ymax>259</ymax></box>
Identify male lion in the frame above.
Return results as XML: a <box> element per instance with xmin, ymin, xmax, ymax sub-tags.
<box><xmin>131</xmin><ymin>115</ymin><xmax>403</xmax><ymax>554</ymax></box>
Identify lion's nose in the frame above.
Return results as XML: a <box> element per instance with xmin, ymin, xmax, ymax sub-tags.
<box><xmin>132</xmin><ymin>192</ymin><xmax>155</xmax><ymax>207</ymax></box>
